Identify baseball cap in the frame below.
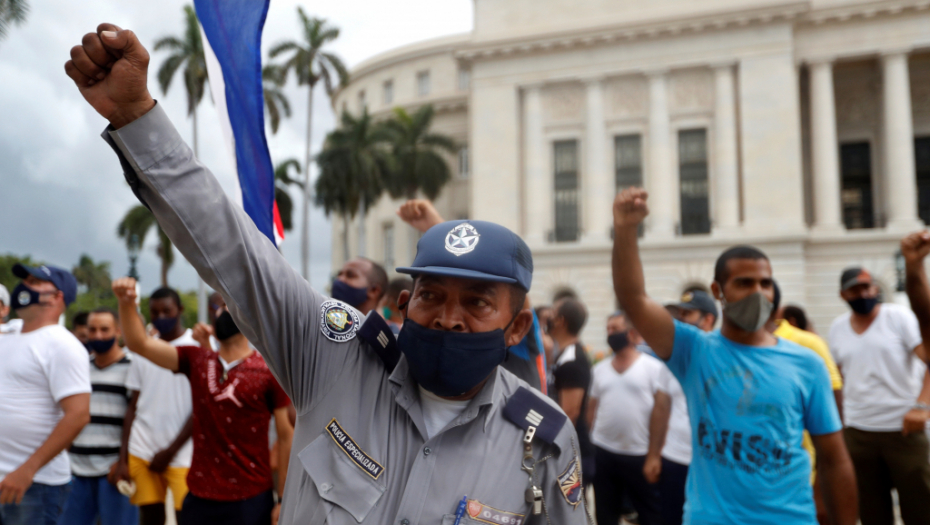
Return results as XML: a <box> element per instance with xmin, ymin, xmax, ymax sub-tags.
<box><xmin>840</xmin><ymin>267</ymin><xmax>873</xmax><ymax>291</ymax></box>
<box><xmin>12</xmin><ymin>263</ymin><xmax>78</xmax><ymax>306</ymax></box>
<box><xmin>676</xmin><ymin>290</ymin><xmax>719</xmax><ymax>319</ymax></box>
<box><xmin>396</xmin><ymin>220</ymin><xmax>533</xmax><ymax>291</ymax></box>
<box><xmin>0</xmin><ymin>284</ymin><xmax>9</xmax><ymax>307</ymax></box>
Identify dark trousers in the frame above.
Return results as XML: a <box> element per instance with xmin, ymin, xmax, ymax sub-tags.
<box><xmin>658</xmin><ymin>458</ymin><xmax>688</xmax><ymax>525</ymax></box>
<box><xmin>179</xmin><ymin>490</ymin><xmax>274</xmax><ymax>525</ymax></box>
<box><xmin>593</xmin><ymin>447</ymin><xmax>660</xmax><ymax>525</ymax></box>
<box><xmin>844</xmin><ymin>427</ymin><xmax>930</xmax><ymax>525</ymax></box>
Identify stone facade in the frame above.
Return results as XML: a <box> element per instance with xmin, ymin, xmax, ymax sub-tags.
<box><xmin>333</xmin><ymin>0</ymin><xmax>930</xmax><ymax>353</ymax></box>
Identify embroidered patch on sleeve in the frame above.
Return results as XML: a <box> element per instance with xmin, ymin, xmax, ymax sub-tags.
<box><xmin>320</xmin><ymin>300</ymin><xmax>360</xmax><ymax>342</ymax></box>
<box><xmin>466</xmin><ymin>499</ymin><xmax>525</xmax><ymax>525</ymax></box>
<box><xmin>325</xmin><ymin>418</ymin><xmax>384</xmax><ymax>480</ymax></box>
<box><xmin>557</xmin><ymin>456</ymin><xmax>583</xmax><ymax>507</ymax></box>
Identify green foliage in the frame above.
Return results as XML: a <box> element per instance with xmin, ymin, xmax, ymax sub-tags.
<box><xmin>0</xmin><ymin>0</ymin><xmax>29</xmax><ymax>42</ymax></box>
<box><xmin>274</xmin><ymin>159</ymin><xmax>302</xmax><ymax>231</ymax></box>
<box><xmin>263</xmin><ymin>64</ymin><xmax>291</xmax><ymax>134</ymax></box>
<box><xmin>117</xmin><ymin>205</ymin><xmax>174</xmax><ymax>286</ymax></box>
<box><xmin>154</xmin><ymin>5</ymin><xmax>208</xmax><ymax>117</ymax></box>
<box><xmin>381</xmin><ymin>106</ymin><xmax>458</xmax><ymax>200</ymax></box>
<box><xmin>269</xmin><ymin>8</ymin><xmax>348</xmax><ymax>95</ymax></box>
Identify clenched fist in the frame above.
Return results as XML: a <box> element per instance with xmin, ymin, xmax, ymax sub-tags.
<box><xmin>396</xmin><ymin>199</ymin><xmax>445</xmax><ymax>233</ymax></box>
<box><xmin>901</xmin><ymin>230</ymin><xmax>930</xmax><ymax>265</ymax></box>
<box><xmin>64</xmin><ymin>23</ymin><xmax>155</xmax><ymax>129</ymax></box>
<box><xmin>613</xmin><ymin>187</ymin><xmax>650</xmax><ymax>229</ymax></box>
<box><xmin>112</xmin><ymin>277</ymin><xmax>139</xmax><ymax>305</ymax></box>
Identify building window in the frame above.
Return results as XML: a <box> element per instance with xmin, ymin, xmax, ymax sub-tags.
<box><xmin>417</xmin><ymin>70</ymin><xmax>431</xmax><ymax>97</ymax></box>
<box><xmin>357</xmin><ymin>90</ymin><xmax>366</xmax><ymax>113</ymax></box>
<box><xmin>458</xmin><ymin>146</ymin><xmax>469</xmax><ymax>179</ymax></box>
<box><xmin>383</xmin><ymin>80</ymin><xmax>394</xmax><ymax>105</ymax></box>
<box><xmin>458</xmin><ymin>68</ymin><xmax>471</xmax><ymax>91</ymax></box>
<box><xmin>553</xmin><ymin>140</ymin><xmax>580</xmax><ymax>242</ymax></box>
<box><xmin>678</xmin><ymin>129</ymin><xmax>710</xmax><ymax>235</ymax></box>
<box><xmin>917</xmin><ymin>137</ymin><xmax>930</xmax><ymax>225</ymax></box>
<box><xmin>840</xmin><ymin>142</ymin><xmax>875</xmax><ymax>229</ymax></box>
<box><xmin>615</xmin><ymin>134</ymin><xmax>643</xmax><ymax>236</ymax></box>
<box><xmin>383</xmin><ymin>222</ymin><xmax>395</xmax><ymax>270</ymax></box>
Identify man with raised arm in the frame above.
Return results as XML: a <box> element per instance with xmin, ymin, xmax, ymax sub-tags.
<box><xmin>65</xmin><ymin>24</ymin><xmax>587</xmax><ymax>525</ymax></box>
<box><xmin>610</xmin><ymin>188</ymin><xmax>857</xmax><ymax>525</ymax></box>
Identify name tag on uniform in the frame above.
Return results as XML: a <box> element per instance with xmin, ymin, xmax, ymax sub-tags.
<box><xmin>466</xmin><ymin>500</ymin><xmax>525</xmax><ymax>525</ymax></box>
<box><xmin>326</xmin><ymin>419</ymin><xmax>385</xmax><ymax>480</ymax></box>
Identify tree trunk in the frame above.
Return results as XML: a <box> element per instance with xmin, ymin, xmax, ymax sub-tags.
<box><xmin>159</xmin><ymin>239</ymin><xmax>169</xmax><ymax>287</ymax></box>
<box><xmin>301</xmin><ymin>84</ymin><xmax>315</xmax><ymax>280</ymax></box>
<box><xmin>357</xmin><ymin>194</ymin><xmax>366</xmax><ymax>257</ymax></box>
<box><xmin>192</xmin><ymin>106</ymin><xmax>207</xmax><ymax>324</ymax></box>
<box><xmin>342</xmin><ymin>215</ymin><xmax>350</xmax><ymax>262</ymax></box>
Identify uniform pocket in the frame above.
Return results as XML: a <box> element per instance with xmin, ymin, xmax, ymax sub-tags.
<box><xmin>298</xmin><ymin>431</ymin><xmax>386</xmax><ymax>523</ymax></box>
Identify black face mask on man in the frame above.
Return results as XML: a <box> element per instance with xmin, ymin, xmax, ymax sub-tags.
<box><xmin>847</xmin><ymin>296</ymin><xmax>879</xmax><ymax>316</ymax></box>
<box><xmin>10</xmin><ymin>282</ymin><xmax>46</xmax><ymax>310</ymax></box>
<box><xmin>87</xmin><ymin>338</ymin><xmax>116</xmax><ymax>354</ymax></box>
<box><xmin>607</xmin><ymin>331</ymin><xmax>630</xmax><ymax>351</ymax></box>
<box><xmin>214</xmin><ymin>310</ymin><xmax>242</xmax><ymax>341</ymax></box>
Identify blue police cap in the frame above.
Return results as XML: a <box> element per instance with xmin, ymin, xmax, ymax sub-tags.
<box><xmin>396</xmin><ymin>220</ymin><xmax>533</xmax><ymax>291</ymax></box>
<box><xmin>13</xmin><ymin>263</ymin><xmax>78</xmax><ymax>306</ymax></box>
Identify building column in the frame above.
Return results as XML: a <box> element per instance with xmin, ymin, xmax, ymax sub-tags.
<box><xmin>713</xmin><ymin>64</ymin><xmax>740</xmax><ymax>233</ymax></box>
<box><xmin>584</xmin><ymin>78</ymin><xmax>611</xmax><ymax>242</ymax></box>
<box><xmin>523</xmin><ymin>85</ymin><xmax>549</xmax><ymax>245</ymax></box>
<box><xmin>809</xmin><ymin>59</ymin><xmax>843</xmax><ymax>231</ymax></box>
<box><xmin>647</xmin><ymin>71</ymin><xmax>675</xmax><ymax>238</ymax></box>
<box><xmin>882</xmin><ymin>51</ymin><xmax>920</xmax><ymax>230</ymax></box>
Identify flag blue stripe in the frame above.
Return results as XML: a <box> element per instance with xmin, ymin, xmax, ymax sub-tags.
<box><xmin>194</xmin><ymin>0</ymin><xmax>276</xmax><ymax>245</ymax></box>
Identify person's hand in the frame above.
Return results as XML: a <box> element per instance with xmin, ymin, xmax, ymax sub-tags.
<box><xmin>192</xmin><ymin>323</ymin><xmax>214</xmax><ymax>349</ymax></box>
<box><xmin>613</xmin><ymin>188</ymin><xmax>650</xmax><ymax>229</ymax></box>
<box><xmin>0</xmin><ymin>464</ymin><xmax>35</xmax><ymax>505</ymax></box>
<box><xmin>107</xmin><ymin>459</ymin><xmax>130</xmax><ymax>486</ymax></box>
<box><xmin>148</xmin><ymin>448</ymin><xmax>174</xmax><ymax>474</ymax></box>
<box><xmin>901</xmin><ymin>231</ymin><xmax>930</xmax><ymax>265</ymax></box>
<box><xmin>642</xmin><ymin>454</ymin><xmax>662</xmax><ymax>484</ymax></box>
<box><xmin>112</xmin><ymin>277</ymin><xmax>138</xmax><ymax>306</ymax></box>
<box><xmin>396</xmin><ymin>199</ymin><xmax>445</xmax><ymax>233</ymax></box>
<box><xmin>902</xmin><ymin>408</ymin><xmax>930</xmax><ymax>436</ymax></box>
<box><xmin>271</xmin><ymin>503</ymin><xmax>281</xmax><ymax>524</ymax></box>
<box><xmin>64</xmin><ymin>23</ymin><xmax>155</xmax><ymax>129</ymax></box>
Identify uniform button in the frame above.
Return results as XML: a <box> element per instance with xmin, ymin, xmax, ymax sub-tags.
<box><xmin>401</xmin><ymin>520</ymin><xmax>410</xmax><ymax>525</ymax></box>
<box><xmin>423</xmin><ymin>447</ymin><xmax>431</xmax><ymax>456</ymax></box>
<box><xmin>321</xmin><ymin>482</ymin><xmax>333</xmax><ymax>493</ymax></box>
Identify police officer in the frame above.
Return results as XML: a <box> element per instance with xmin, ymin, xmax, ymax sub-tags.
<box><xmin>65</xmin><ymin>24</ymin><xmax>591</xmax><ymax>525</ymax></box>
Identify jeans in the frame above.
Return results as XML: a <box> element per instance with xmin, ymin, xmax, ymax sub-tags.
<box><xmin>179</xmin><ymin>490</ymin><xmax>274</xmax><ymax>525</ymax></box>
<box><xmin>0</xmin><ymin>481</ymin><xmax>71</xmax><ymax>525</ymax></box>
<box><xmin>57</xmin><ymin>475</ymin><xmax>138</xmax><ymax>525</ymax></box>
<box><xmin>593</xmin><ymin>447</ymin><xmax>661</xmax><ymax>525</ymax></box>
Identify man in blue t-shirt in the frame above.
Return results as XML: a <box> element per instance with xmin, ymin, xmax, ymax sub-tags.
<box><xmin>609</xmin><ymin>188</ymin><xmax>857</xmax><ymax>525</ymax></box>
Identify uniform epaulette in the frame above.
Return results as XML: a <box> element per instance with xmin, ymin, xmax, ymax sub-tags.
<box><xmin>357</xmin><ymin>313</ymin><xmax>400</xmax><ymax>373</ymax></box>
<box><xmin>502</xmin><ymin>386</ymin><xmax>568</xmax><ymax>445</ymax></box>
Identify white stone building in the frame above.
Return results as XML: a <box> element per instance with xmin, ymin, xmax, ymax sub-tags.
<box><xmin>332</xmin><ymin>0</ymin><xmax>930</xmax><ymax>352</ymax></box>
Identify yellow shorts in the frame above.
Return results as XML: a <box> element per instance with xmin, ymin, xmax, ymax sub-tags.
<box><xmin>128</xmin><ymin>454</ymin><xmax>189</xmax><ymax>510</ymax></box>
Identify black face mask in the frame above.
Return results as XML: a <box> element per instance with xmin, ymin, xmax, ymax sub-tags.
<box><xmin>214</xmin><ymin>310</ymin><xmax>241</xmax><ymax>341</ymax></box>
<box><xmin>607</xmin><ymin>331</ymin><xmax>630</xmax><ymax>351</ymax></box>
<box><xmin>87</xmin><ymin>338</ymin><xmax>116</xmax><ymax>354</ymax></box>
<box><xmin>848</xmin><ymin>296</ymin><xmax>879</xmax><ymax>316</ymax></box>
<box><xmin>332</xmin><ymin>280</ymin><xmax>369</xmax><ymax>308</ymax></box>
<box><xmin>11</xmin><ymin>282</ymin><xmax>44</xmax><ymax>310</ymax></box>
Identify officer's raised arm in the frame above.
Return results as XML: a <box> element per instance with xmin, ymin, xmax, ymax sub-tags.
<box><xmin>611</xmin><ymin>188</ymin><xmax>676</xmax><ymax>359</ymax></box>
<box><xmin>65</xmin><ymin>24</ymin><xmax>347</xmax><ymax>410</ymax></box>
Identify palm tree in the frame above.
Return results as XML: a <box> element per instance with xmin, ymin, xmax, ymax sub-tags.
<box><xmin>274</xmin><ymin>158</ymin><xmax>303</xmax><ymax>231</ymax></box>
<box><xmin>0</xmin><ymin>0</ymin><xmax>28</xmax><ymax>42</ymax></box>
<box><xmin>72</xmin><ymin>255</ymin><xmax>113</xmax><ymax>304</ymax></box>
<box><xmin>382</xmin><ymin>106</ymin><xmax>458</xmax><ymax>200</ymax></box>
<box><xmin>154</xmin><ymin>4</ymin><xmax>208</xmax><ymax>159</ymax></box>
<box><xmin>117</xmin><ymin>206</ymin><xmax>174</xmax><ymax>287</ymax></box>
<box><xmin>269</xmin><ymin>8</ymin><xmax>349</xmax><ymax>278</ymax></box>
<box><xmin>315</xmin><ymin>109</ymin><xmax>392</xmax><ymax>259</ymax></box>
<box><xmin>263</xmin><ymin>64</ymin><xmax>291</xmax><ymax>135</ymax></box>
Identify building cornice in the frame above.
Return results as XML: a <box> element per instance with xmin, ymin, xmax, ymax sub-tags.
<box><xmin>367</xmin><ymin>94</ymin><xmax>469</xmax><ymax>119</ymax></box>
<box><xmin>455</xmin><ymin>1</ymin><xmax>809</xmax><ymax>62</ymax></box>
<box><xmin>801</xmin><ymin>0</ymin><xmax>930</xmax><ymax>26</ymax></box>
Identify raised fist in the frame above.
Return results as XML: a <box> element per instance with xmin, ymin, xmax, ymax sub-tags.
<box><xmin>64</xmin><ymin>23</ymin><xmax>155</xmax><ymax>129</ymax></box>
<box><xmin>613</xmin><ymin>187</ymin><xmax>650</xmax><ymax>228</ymax></box>
<box><xmin>192</xmin><ymin>322</ymin><xmax>214</xmax><ymax>349</ymax></box>
<box><xmin>112</xmin><ymin>277</ymin><xmax>138</xmax><ymax>305</ymax></box>
<box><xmin>901</xmin><ymin>231</ymin><xmax>930</xmax><ymax>265</ymax></box>
<box><xmin>396</xmin><ymin>199</ymin><xmax>445</xmax><ymax>233</ymax></box>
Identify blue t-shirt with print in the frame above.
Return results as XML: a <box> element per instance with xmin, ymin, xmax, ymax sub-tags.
<box><xmin>667</xmin><ymin>321</ymin><xmax>842</xmax><ymax>525</ymax></box>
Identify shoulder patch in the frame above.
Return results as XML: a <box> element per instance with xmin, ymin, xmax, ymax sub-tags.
<box><xmin>320</xmin><ymin>300</ymin><xmax>360</xmax><ymax>343</ymax></box>
<box><xmin>557</xmin><ymin>456</ymin><xmax>583</xmax><ymax>507</ymax></box>
<box><xmin>502</xmin><ymin>386</ymin><xmax>568</xmax><ymax>445</ymax></box>
<box><xmin>358</xmin><ymin>313</ymin><xmax>400</xmax><ymax>372</ymax></box>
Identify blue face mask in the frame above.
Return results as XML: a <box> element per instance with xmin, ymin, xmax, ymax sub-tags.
<box><xmin>11</xmin><ymin>282</ymin><xmax>43</xmax><ymax>310</ymax></box>
<box><xmin>397</xmin><ymin>318</ymin><xmax>515</xmax><ymax>397</ymax></box>
<box><xmin>152</xmin><ymin>316</ymin><xmax>179</xmax><ymax>337</ymax></box>
<box><xmin>332</xmin><ymin>279</ymin><xmax>369</xmax><ymax>308</ymax></box>
<box><xmin>87</xmin><ymin>338</ymin><xmax>116</xmax><ymax>354</ymax></box>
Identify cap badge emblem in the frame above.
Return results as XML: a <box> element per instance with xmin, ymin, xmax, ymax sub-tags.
<box><xmin>681</xmin><ymin>292</ymin><xmax>693</xmax><ymax>303</ymax></box>
<box><xmin>445</xmin><ymin>223</ymin><xmax>480</xmax><ymax>256</ymax></box>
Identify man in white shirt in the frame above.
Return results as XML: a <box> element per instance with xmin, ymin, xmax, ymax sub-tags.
<box><xmin>587</xmin><ymin>311</ymin><xmax>668</xmax><ymax>525</ymax></box>
<box><xmin>0</xmin><ymin>264</ymin><xmax>91</xmax><ymax>525</ymax></box>
<box><xmin>828</xmin><ymin>266</ymin><xmax>930</xmax><ymax>525</ymax></box>
<box><xmin>121</xmin><ymin>287</ymin><xmax>194</xmax><ymax>525</ymax></box>
<box><xmin>0</xmin><ymin>284</ymin><xmax>24</xmax><ymax>335</ymax></box>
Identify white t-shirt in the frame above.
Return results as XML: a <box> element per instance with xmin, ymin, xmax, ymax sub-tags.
<box><xmin>590</xmin><ymin>353</ymin><xmax>665</xmax><ymax>455</ymax></box>
<box><xmin>658</xmin><ymin>366</ymin><xmax>692</xmax><ymax>465</ymax></box>
<box><xmin>0</xmin><ymin>319</ymin><xmax>23</xmax><ymax>335</ymax></box>
<box><xmin>418</xmin><ymin>387</ymin><xmax>471</xmax><ymax>440</ymax></box>
<box><xmin>828</xmin><ymin>303</ymin><xmax>926</xmax><ymax>431</ymax></box>
<box><xmin>0</xmin><ymin>325</ymin><xmax>91</xmax><ymax>485</ymax></box>
<box><xmin>125</xmin><ymin>329</ymin><xmax>195</xmax><ymax>467</ymax></box>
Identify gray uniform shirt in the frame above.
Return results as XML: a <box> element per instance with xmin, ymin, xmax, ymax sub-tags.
<box><xmin>102</xmin><ymin>103</ymin><xmax>590</xmax><ymax>525</ymax></box>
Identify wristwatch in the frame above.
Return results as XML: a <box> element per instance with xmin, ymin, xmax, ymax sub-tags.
<box><xmin>914</xmin><ymin>403</ymin><xmax>930</xmax><ymax>412</ymax></box>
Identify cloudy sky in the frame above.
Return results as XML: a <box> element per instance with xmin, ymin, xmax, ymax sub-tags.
<box><xmin>0</xmin><ymin>0</ymin><xmax>472</xmax><ymax>292</ymax></box>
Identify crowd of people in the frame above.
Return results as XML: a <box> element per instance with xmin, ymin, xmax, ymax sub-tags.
<box><xmin>1</xmin><ymin>22</ymin><xmax>930</xmax><ymax>525</ymax></box>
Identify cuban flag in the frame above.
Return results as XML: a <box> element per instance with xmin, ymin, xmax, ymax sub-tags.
<box><xmin>194</xmin><ymin>0</ymin><xmax>285</xmax><ymax>246</ymax></box>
